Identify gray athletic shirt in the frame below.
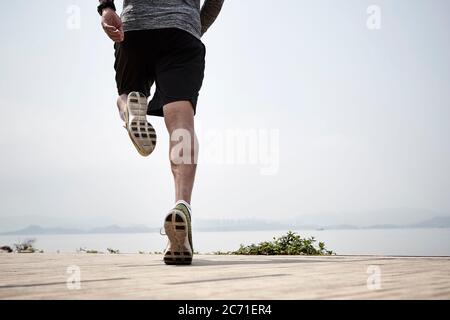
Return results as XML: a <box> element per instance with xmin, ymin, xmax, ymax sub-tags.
<box><xmin>117</xmin><ymin>0</ymin><xmax>224</xmax><ymax>39</ymax></box>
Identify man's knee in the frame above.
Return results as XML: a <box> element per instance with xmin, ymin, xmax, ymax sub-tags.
<box><xmin>163</xmin><ymin>101</ymin><xmax>194</xmax><ymax>121</ymax></box>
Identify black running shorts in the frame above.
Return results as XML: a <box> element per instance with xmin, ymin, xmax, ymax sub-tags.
<box><xmin>114</xmin><ymin>28</ymin><xmax>206</xmax><ymax>117</ymax></box>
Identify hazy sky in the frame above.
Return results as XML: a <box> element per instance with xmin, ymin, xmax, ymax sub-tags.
<box><xmin>1</xmin><ymin>0</ymin><xmax>449</xmax><ymax>229</ymax></box>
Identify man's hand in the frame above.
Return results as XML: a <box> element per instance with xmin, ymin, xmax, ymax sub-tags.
<box><xmin>101</xmin><ymin>8</ymin><xmax>124</xmax><ymax>43</ymax></box>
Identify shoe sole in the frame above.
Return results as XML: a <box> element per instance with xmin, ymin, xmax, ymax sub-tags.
<box><xmin>125</xmin><ymin>92</ymin><xmax>157</xmax><ymax>157</ymax></box>
<box><xmin>164</xmin><ymin>210</ymin><xmax>193</xmax><ymax>265</ymax></box>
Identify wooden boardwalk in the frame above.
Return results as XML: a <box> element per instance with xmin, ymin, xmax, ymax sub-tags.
<box><xmin>0</xmin><ymin>253</ymin><xmax>449</xmax><ymax>299</ymax></box>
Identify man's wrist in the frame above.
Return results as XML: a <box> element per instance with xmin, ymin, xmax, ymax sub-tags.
<box><xmin>97</xmin><ymin>0</ymin><xmax>116</xmax><ymax>16</ymax></box>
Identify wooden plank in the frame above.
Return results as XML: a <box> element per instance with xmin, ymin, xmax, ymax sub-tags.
<box><xmin>0</xmin><ymin>253</ymin><xmax>449</xmax><ymax>299</ymax></box>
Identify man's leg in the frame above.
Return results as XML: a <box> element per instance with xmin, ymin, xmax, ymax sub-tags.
<box><xmin>163</xmin><ymin>101</ymin><xmax>198</xmax><ymax>204</ymax></box>
<box><xmin>117</xmin><ymin>94</ymin><xmax>127</xmax><ymax>121</ymax></box>
<box><xmin>162</xmin><ymin>100</ymin><xmax>197</xmax><ymax>265</ymax></box>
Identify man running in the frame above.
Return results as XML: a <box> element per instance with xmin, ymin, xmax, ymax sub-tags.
<box><xmin>97</xmin><ymin>0</ymin><xmax>224</xmax><ymax>265</ymax></box>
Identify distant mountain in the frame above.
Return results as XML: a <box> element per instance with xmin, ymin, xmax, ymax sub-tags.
<box><xmin>194</xmin><ymin>218</ymin><xmax>290</xmax><ymax>231</ymax></box>
<box><xmin>411</xmin><ymin>216</ymin><xmax>450</xmax><ymax>228</ymax></box>
<box><xmin>90</xmin><ymin>225</ymin><xmax>158</xmax><ymax>234</ymax></box>
<box><xmin>0</xmin><ymin>225</ymin><xmax>84</xmax><ymax>235</ymax></box>
<box><xmin>325</xmin><ymin>224</ymin><xmax>360</xmax><ymax>230</ymax></box>
<box><xmin>0</xmin><ymin>214</ymin><xmax>131</xmax><ymax>233</ymax></box>
<box><xmin>0</xmin><ymin>224</ymin><xmax>158</xmax><ymax>236</ymax></box>
<box><xmin>363</xmin><ymin>224</ymin><xmax>403</xmax><ymax>229</ymax></box>
<box><xmin>293</xmin><ymin>208</ymin><xmax>446</xmax><ymax>227</ymax></box>
<box><xmin>1</xmin><ymin>215</ymin><xmax>449</xmax><ymax>235</ymax></box>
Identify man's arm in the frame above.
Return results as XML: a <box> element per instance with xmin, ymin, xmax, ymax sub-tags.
<box><xmin>200</xmin><ymin>0</ymin><xmax>225</xmax><ymax>36</ymax></box>
<box><xmin>98</xmin><ymin>0</ymin><xmax>124</xmax><ymax>43</ymax></box>
<box><xmin>98</xmin><ymin>0</ymin><xmax>116</xmax><ymax>16</ymax></box>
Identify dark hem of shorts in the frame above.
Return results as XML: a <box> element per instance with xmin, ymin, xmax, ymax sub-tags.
<box><xmin>147</xmin><ymin>96</ymin><xmax>198</xmax><ymax>118</ymax></box>
<box><xmin>117</xmin><ymin>91</ymin><xmax>199</xmax><ymax>118</ymax></box>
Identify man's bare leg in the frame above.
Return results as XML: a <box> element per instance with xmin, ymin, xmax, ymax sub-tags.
<box><xmin>117</xmin><ymin>94</ymin><xmax>128</xmax><ymax>121</ymax></box>
<box><xmin>163</xmin><ymin>101</ymin><xmax>198</xmax><ymax>205</ymax></box>
<box><xmin>162</xmin><ymin>100</ymin><xmax>196</xmax><ymax>265</ymax></box>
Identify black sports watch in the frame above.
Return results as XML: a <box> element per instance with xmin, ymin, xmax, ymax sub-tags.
<box><xmin>97</xmin><ymin>0</ymin><xmax>116</xmax><ymax>16</ymax></box>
